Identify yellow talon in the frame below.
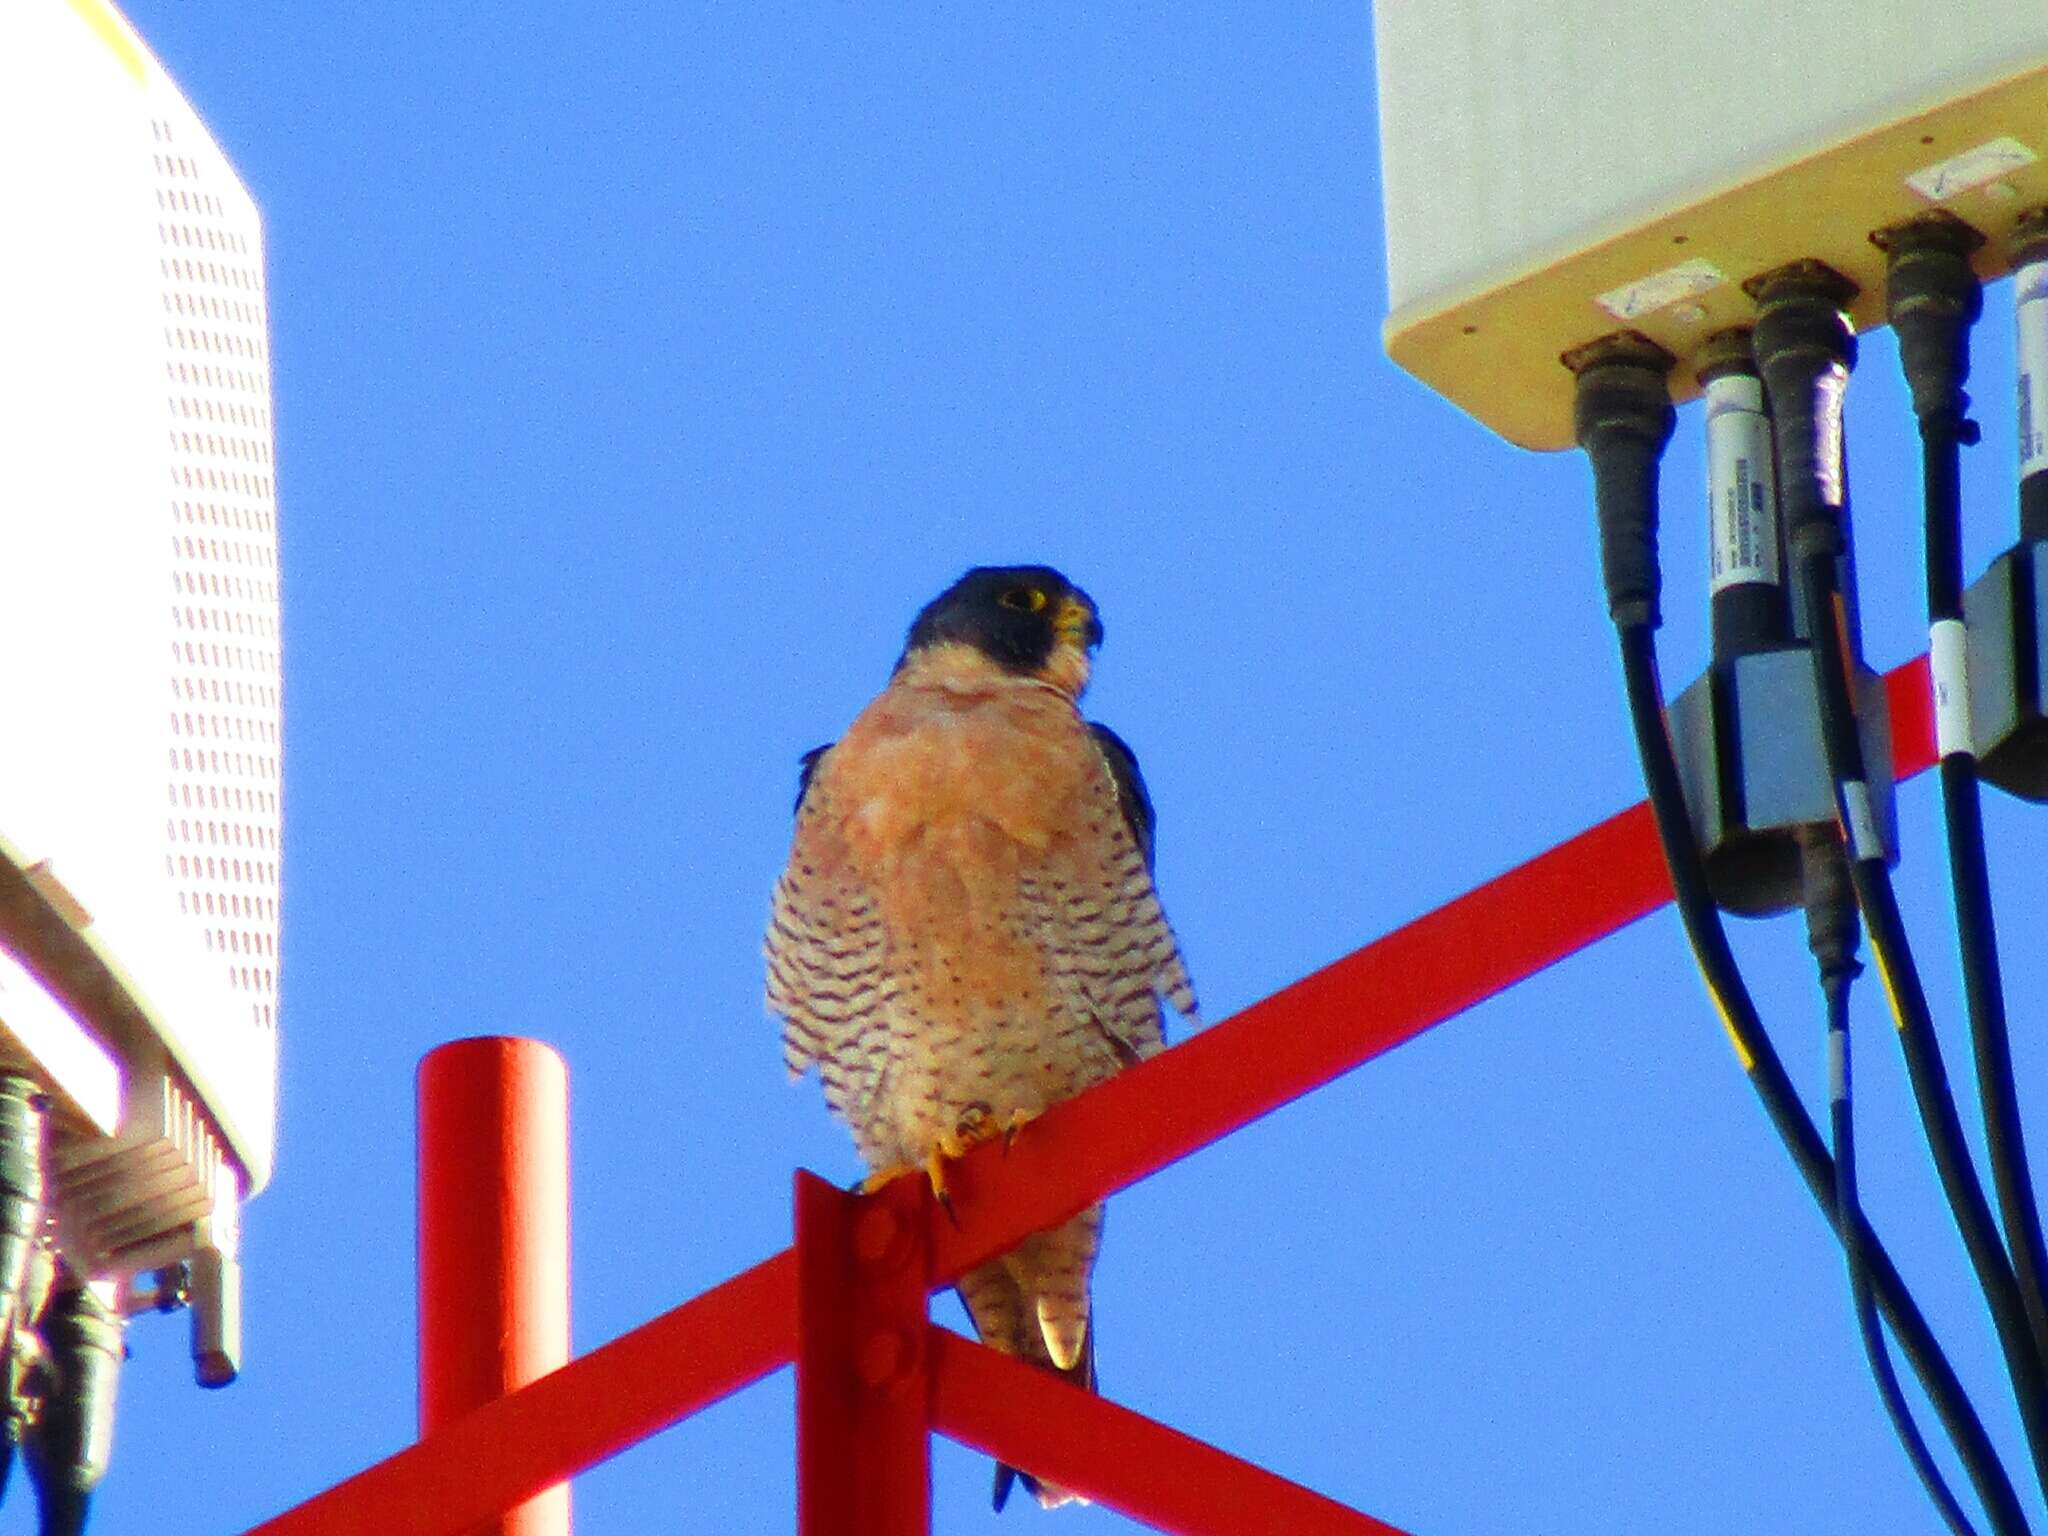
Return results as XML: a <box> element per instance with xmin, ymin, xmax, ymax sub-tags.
<box><xmin>856</xmin><ymin>1149</ymin><xmax>959</xmax><ymax>1220</ymax></box>
<box><xmin>862</xmin><ymin>1111</ymin><xmax>1036</xmax><ymax>1220</ymax></box>
<box><xmin>859</xmin><ymin>1161</ymin><xmax>921</xmax><ymax>1195</ymax></box>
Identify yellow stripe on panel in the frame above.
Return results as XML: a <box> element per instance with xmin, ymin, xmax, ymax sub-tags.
<box><xmin>62</xmin><ymin>0</ymin><xmax>147</xmax><ymax>86</ymax></box>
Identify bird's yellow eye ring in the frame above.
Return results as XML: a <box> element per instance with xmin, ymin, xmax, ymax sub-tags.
<box><xmin>999</xmin><ymin>587</ymin><xmax>1048</xmax><ymax>613</ymax></box>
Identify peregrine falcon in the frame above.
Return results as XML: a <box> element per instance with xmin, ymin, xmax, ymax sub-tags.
<box><xmin>765</xmin><ymin>565</ymin><xmax>1198</xmax><ymax>1509</ymax></box>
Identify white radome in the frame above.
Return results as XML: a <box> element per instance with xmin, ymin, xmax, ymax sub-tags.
<box><xmin>0</xmin><ymin>0</ymin><xmax>281</xmax><ymax>1385</ymax></box>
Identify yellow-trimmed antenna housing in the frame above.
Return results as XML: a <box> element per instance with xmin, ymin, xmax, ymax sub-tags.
<box><xmin>1374</xmin><ymin>0</ymin><xmax>2048</xmax><ymax>449</ymax></box>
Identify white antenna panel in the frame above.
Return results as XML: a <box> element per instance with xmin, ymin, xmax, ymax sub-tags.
<box><xmin>0</xmin><ymin>0</ymin><xmax>280</xmax><ymax>1382</ymax></box>
<box><xmin>1374</xmin><ymin>2</ymin><xmax>2048</xmax><ymax>448</ymax></box>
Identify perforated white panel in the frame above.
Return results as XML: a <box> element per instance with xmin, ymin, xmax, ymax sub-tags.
<box><xmin>153</xmin><ymin>111</ymin><xmax>282</xmax><ymax>1043</ymax></box>
<box><xmin>0</xmin><ymin>0</ymin><xmax>279</xmax><ymax>1377</ymax></box>
<box><xmin>0</xmin><ymin>0</ymin><xmax>279</xmax><ymax>1200</ymax></box>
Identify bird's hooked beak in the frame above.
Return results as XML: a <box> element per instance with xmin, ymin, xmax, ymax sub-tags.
<box><xmin>1053</xmin><ymin>595</ymin><xmax>1102</xmax><ymax>651</ymax></box>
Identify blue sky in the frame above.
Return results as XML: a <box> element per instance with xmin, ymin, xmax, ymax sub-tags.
<box><xmin>96</xmin><ymin>5</ymin><xmax>2048</xmax><ymax>1533</ymax></box>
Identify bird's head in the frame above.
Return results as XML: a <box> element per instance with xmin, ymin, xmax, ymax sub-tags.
<box><xmin>896</xmin><ymin>565</ymin><xmax>1103</xmax><ymax>696</ymax></box>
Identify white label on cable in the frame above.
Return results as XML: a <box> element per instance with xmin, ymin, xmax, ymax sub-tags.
<box><xmin>1930</xmin><ymin>618</ymin><xmax>1973</xmax><ymax>759</ymax></box>
<box><xmin>1905</xmin><ymin>136</ymin><xmax>2038</xmax><ymax>202</ymax></box>
<box><xmin>2019</xmin><ymin>259</ymin><xmax>2048</xmax><ymax>478</ymax></box>
<box><xmin>1827</xmin><ymin>1028</ymin><xmax>1847</xmax><ymax>1105</ymax></box>
<box><xmin>1704</xmin><ymin>375</ymin><xmax>1779</xmax><ymax>593</ymax></box>
<box><xmin>1594</xmin><ymin>258</ymin><xmax>1725</xmax><ymax>321</ymax></box>
<box><xmin>1840</xmin><ymin>779</ymin><xmax>1882</xmax><ymax>863</ymax></box>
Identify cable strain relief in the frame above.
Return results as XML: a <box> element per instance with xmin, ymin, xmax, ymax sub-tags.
<box><xmin>1564</xmin><ymin>331</ymin><xmax>1678</xmax><ymax>417</ymax></box>
<box><xmin>1788</xmin><ymin>515</ymin><xmax>1843</xmax><ymax>565</ymax></box>
<box><xmin>1880</xmin><ymin>218</ymin><xmax>1983</xmax><ymax>429</ymax></box>
<box><xmin>1894</xmin><ymin>320</ymin><xmax>1976</xmax><ymax>429</ymax></box>
<box><xmin>1749</xmin><ymin>265</ymin><xmax>1857</xmax><ymax>369</ymax></box>
<box><xmin>1752</xmin><ymin>264</ymin><xmax>1855</xmax><ymax>558</ymax></box>
<box><xmin>1747</xmin><ymin>259</ymin><xmax>1858</xmax><ymax>325</ymax></box>
<box><xmin>1918</xmin><ymin>404</ymin><xmax>1981</xmax><ymax>447</ymax></box>
<box><xmin>1568</xmin><ymin>334</ymin><xmax>1675</xmax><ymax>629</ymax></box>
<box><xmin>1875</xmin><ymin>212</ymin><xmax>1984</xmax><ymax>298</ymax></box>
<box><xmin>1800</xmin><ymin>831</ymin><xmax>1863</xmax><ymax>983</ymax></box>
<box><xmin>1693</xmin><ymin>326</ymin><xmax>1757</xmax><ymax>388</ymax></box>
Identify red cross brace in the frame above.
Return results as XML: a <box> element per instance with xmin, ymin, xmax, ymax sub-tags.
<box><xmin>244</xmin><ymin>656</ymin><xmax>1935</xmax><ymax>1536</ymax></box>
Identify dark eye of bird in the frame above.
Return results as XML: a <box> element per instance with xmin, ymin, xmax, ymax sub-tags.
<box><xmin>999</xmin><ymin>587</ymin><xmax>1047</xmax><ymax>613</ymax></box>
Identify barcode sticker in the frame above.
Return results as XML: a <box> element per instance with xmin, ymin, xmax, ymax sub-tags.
<box><xmin>2022</xmin><ymin>259</ymin><xmax>2048</xmax><ymax>478</ymax></box>
<box><xmin>1705</xmin><ymin>375</ymin><xmax>1779</xmax><ymax>593</ymax></box>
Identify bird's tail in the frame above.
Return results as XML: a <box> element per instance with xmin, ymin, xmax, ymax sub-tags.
<box><xmin>955</xmin><ymin>1203</ymin><xmax>1104</xmax><ymax>1512</ymax></box>
<box><xmin>990</xmin><ymin>1328</ymin><xmax>1094</xmax><ymax>1511</ymax></box>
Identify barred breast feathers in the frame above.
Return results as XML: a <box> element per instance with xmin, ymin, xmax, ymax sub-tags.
<box><xmin>765</xmin><ymin>661</ymin><xmax>1197</xmax><ymax>1119</ymax></box>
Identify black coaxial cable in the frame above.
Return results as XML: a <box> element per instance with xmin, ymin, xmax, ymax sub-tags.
<box><xmin>1753</xmin><ymin>261</ymin><xmax>2048</xmax><ymax>1502</ymax></box>
<box><xmin>1574</xmin><ymin>337</ymin><xmax>2031</xmax><ymax>1536</ymax></box>
<box><xmin>1806</xmin><ymin>828</ymin><xmax>1976</xmax><ymax>1536</ymax></box>
<box><xmin>1883</xmin><ymin>216</ymin><xmax>2048</xmax><ymax>1389</ymax></box>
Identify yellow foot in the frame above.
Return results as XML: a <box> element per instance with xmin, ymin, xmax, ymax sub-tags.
<box><xmin>859</xmin><ymin>1144</ymin><xmax>964</xmax><ymax>1222</ymax></box>
<box><xmin>861</xmin><ymin>1108</ymin><xmax>1037</xmax><ymax>1223</ymax></box>
<box><xmin>953</xmin><ymin>1101</ymin><xmax>1037</xmax><ymax>1151</ymax></box>
<box><xmin>858</xmin><ymin>1162</ymin><xmax>922</xmax><ymax>1195</ymax></box>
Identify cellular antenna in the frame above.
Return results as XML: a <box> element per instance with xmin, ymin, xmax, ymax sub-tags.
<box><xmin>0</xmin><ymin>0</ymin><xmax>281</xmax><ymax>1519</ymax></box>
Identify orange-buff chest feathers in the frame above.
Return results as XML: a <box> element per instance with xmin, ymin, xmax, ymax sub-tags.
<box><xmin>825</xmin><ymin>669</ymin><xmax>1098</xmax><ymax>930</ymax></box>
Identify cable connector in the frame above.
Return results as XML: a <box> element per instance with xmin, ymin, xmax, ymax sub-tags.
<box><xmin>0</xmin><ymin>1080</ymin><xmax>43</xmax><ymax>1506</ymax></box>
<box><xmin>25</xmin><ymin>1285</ymin><xmax>122</xmax><ymax>1536</ymax></box>
<box><xmin>1750</xmin><ymin>263</ymin><xmax>1857</xmax><ymax>565</ymax></box>
<box><xmin>1589</xmin><ymin>367</ymin><xmax>2029</xmax><ymax>1535</ymax></box>
<box><xmin>1568</xmin><ymin>333</ymin><xmax>1676</xmax><ymax>628</ymax></box>
<box><xmin>1800</xmin><ymin>827</ymin><xmax>1862</xmax><ymax>986</ymax></box>
<box><xmin>1769</xmin><ymin>248</ymin><xmax>2048</xmax><ymax>1504</ymax></box>
<box><xmin>1875</xmin><ymin>212</ymin><xmax>1984</xmax><ymax>442</ymax></box>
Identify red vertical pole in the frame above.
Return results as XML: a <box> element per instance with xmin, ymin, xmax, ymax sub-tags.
<box><xmin>418</xmin><ymin>1037</ymin><xmax>572</xmax><ymax>1536</ymax></box>
<box><xmin>795</xmin><ymin>1171</ymin><xmax>931</xmax><ymax>1535</ymax></box>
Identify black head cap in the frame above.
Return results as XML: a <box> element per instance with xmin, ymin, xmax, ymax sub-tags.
<box><xmin>897</xmin><ymin>565</ymin><xmax>1103</xmax><ymax>675</ymax></box>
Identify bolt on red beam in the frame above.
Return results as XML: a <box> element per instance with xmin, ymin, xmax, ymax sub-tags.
<box><xmin>796</xmin><ymin>1172</ymin><xmax>932</xmax><ymax>1535</ymax></box>
<box><xmin>419</xmin><ymin>1038</ymin><xmax>573</xmax><ymax>1536</ymax></box>
<box><xmin>930</xmin><ymin>1329</ymin><xmax>1411</xmax><ymax>1536</ymax></box>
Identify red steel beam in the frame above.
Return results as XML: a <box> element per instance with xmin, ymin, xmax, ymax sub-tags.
<box><xmin>795</xmin><ymin>1172</ymin><xmax>932</xmax><ymax>1535</ymax></box>
<box><xmin>244</xmin><ymin>1253</ymin><xmax>796</xmax><ymax>1536</ymax></box>
<box><xmin>920</xmin><ymin>654</ymin><xmax>1935</xmax><ymax>1285</ymax></box>
<box><xmin>247</xmin><ymin>655</ymin><xmax>1936</xmax><ymax>1536</ymax></box>
<box><xmin>1888</xmin><ymin>654</ymin><xmax>1935</xmax><ymax>777</ymax></box>
<box><xmin>417</xmin><ymin>1038</ymin><xmax>573</xmax><ymax>1536</ymax></box>
<box><xmin>923</xmin><ymin>797</ymin><xmax>1664</xmax><ymax>1286</ymax></box>
<box><xmin>930</xmin><ymin>1328</ymin><xmax>1413</xmax><ymax>1536</ymax></box>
